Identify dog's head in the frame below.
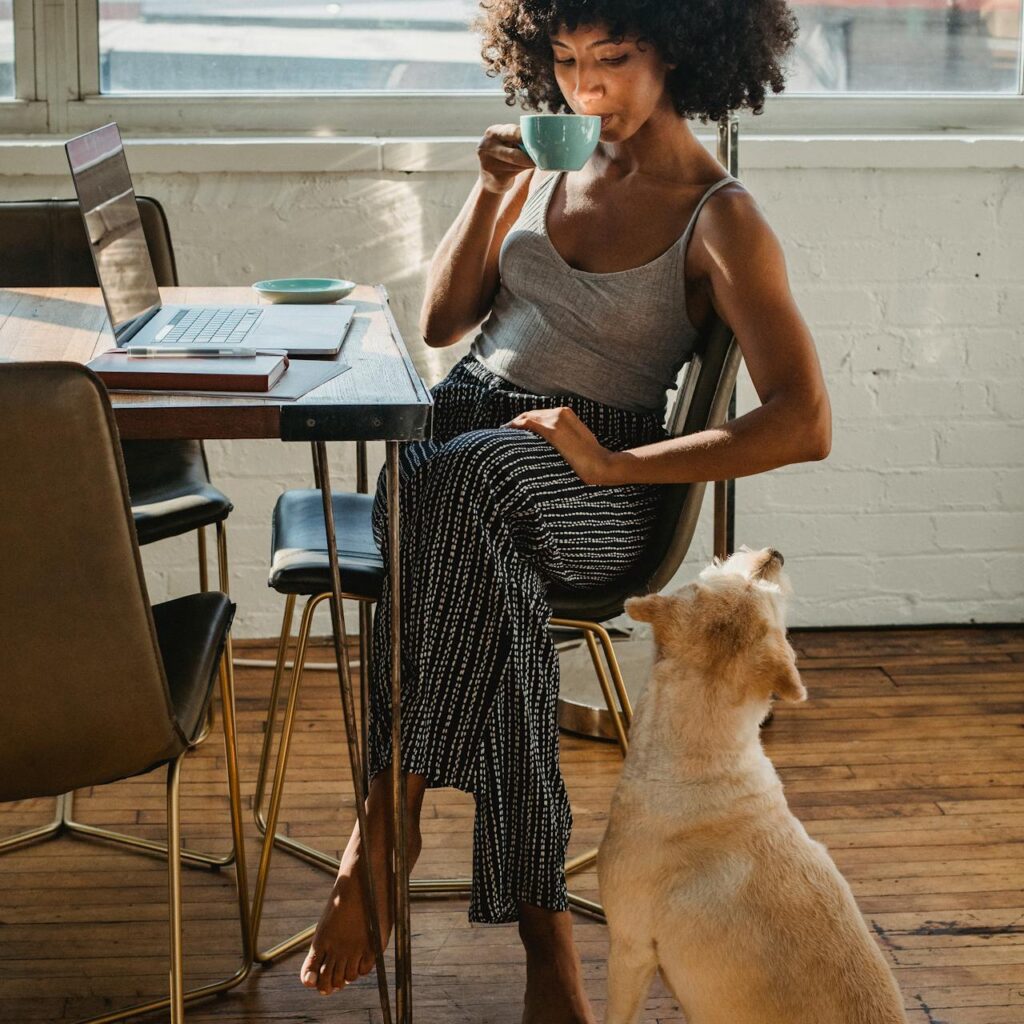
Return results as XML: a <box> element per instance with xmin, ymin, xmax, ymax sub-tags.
<box><xmin>624</xmin><ymin>546</ymin><xmax>806</xmax><ymax>707</ymax></box>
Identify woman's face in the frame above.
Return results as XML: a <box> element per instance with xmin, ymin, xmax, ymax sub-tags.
<box><xmin>549</xmin><ymin>22</ymin><xmax>677</xmax><ymax>140</ymax></box>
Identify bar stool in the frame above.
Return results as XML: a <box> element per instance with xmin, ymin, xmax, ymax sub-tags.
<box><xmin>248</xmin><ymin>314</ymin><xmax>745</xmax><ymax>961</ymax></box>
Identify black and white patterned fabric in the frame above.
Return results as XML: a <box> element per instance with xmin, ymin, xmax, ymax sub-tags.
<box><xmin>368</xmin><ymin>353</ymin><xmax>668</xmax><ymax>923</ymax></box>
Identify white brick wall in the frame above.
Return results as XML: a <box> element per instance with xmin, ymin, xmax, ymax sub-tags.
<box><xmin>5</xmin><ymin>159</ymin><xmax>1021</xmax><ymax>634</ymax></box>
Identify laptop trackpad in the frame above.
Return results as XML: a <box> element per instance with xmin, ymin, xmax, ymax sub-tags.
<box><xmin>255</xmin><ymin>306</ymin><xmax>353</xmax><ymax>354</ymax></box>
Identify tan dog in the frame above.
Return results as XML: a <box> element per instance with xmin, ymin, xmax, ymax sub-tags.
<box><xmin>598</xmin><ymin>547</ymin><xmax>908</xmax><ymax>1024</ymax></box>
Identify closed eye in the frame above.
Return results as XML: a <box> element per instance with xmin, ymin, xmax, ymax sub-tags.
<box><xmin>553</xmin><ymin>56</ymin><xmax>629</xmax><ymax>66</ymax></box>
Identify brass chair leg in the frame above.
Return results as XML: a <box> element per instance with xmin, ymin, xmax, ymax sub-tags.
<box><xmin>0</xmin><ymin>793</ymin><xmax>66</xmax><ymax>854</ymax></box>
<box><xmin>251</xmin><ymin>593</ymin><xmax>337</xmax><ymax>963</ymax></box>
<box><xmin>167</xmin><ymin>755</ymin><xmax>186</xmax><ymax>1024</ymax></box>
<box><xmin>197</xmin><ymin>525</ymin><xmax>209</xmax><ymax>593</ymax></box>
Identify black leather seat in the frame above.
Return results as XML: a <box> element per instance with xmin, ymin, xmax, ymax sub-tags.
<box><xmin>153</xmin><ymin>592</ymin><xmax>235</xmax><ymax>743</ymax></box>
<box><xmin>0</xmin><ymin>198</ymin><xmax>233</xmax><ymax>559</ymax></box>
<box><xmin>269</xmin><ymin>490</ymin><xmax>382</xmax><ymax>600</ymax></box>
<box><xmin>124</xmin><ymin>439</ymin><xmax>233</xmax><ymax>546</ymax></box>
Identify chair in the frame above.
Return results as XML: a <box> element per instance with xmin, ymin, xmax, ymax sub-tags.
<box><xmin>0</xmin><ymin>362</ymin><xmax>251</xmax><ymax>1022</ymax></box>
<box><xmin>246</xmin><ymin>311</ymin><xmax>743</xmax><ymax>961</ymax></box>
<box><xmin>0</xmin><ymin>197</ymin><xmax>235</xmax><ymax>859</ymax></box>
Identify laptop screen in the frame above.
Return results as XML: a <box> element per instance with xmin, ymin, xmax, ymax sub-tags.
<box><xmin>65</xmin><ymin>123</ymin><xmax>162</xmax><ymax>345</ymax></box>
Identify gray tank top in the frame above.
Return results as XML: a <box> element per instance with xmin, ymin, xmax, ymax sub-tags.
<box><xmin>469</xmin><ymin>169</ymin><xmax>739</xmax><ymax>417</ymax></box>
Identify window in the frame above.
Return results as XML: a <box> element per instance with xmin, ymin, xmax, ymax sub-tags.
<box><xmin>787</xmin><ymin>0</ymin><xmax>1022</xmax><ymax>93</ymax></box>
<box><xmin>99</xmin><ymin>0</ymin><xmax>501</xmax><ymax>94</ymax></box>
<box><xmin>0</xmin><ymin>0</ymin><xmax>13</xmax><ymax>99</ymax></box>
<box><xmin>0</xmin><ymin>1</ymin><xmax>1021</xmax><ymax>136</ymax></box>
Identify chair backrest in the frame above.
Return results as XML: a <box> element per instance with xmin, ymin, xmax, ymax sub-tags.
<box><xmin>0</xmin><ymin>363</ymin><xmax>187</xmax><ymax>802</ymax></box>
<box><xmin>548</xmin><ymin>315</ymin><xmax>741</xmax><ymax>621</ymax></box>
<box><xmin>0</xmin><ymin>196</ymin><xmax>179</xmax><ymax>287</ymax></box>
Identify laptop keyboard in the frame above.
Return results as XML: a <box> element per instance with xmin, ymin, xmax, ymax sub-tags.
<box><xmin>156</xmin><ymin>308</ymin><xmax>263</xmax><ymax>344</ymax></box>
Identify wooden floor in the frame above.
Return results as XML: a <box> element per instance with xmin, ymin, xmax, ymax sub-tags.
<box><xmin>1</xmin><ymin>625</ymin><xmax>1022</xmax><ymax>1024</ymax></box>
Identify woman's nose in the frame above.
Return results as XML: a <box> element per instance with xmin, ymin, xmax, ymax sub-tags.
<box><xmin>571</xmin><ymin>70</ymin><xmax>604</xmax><ymax>104</ymax></box>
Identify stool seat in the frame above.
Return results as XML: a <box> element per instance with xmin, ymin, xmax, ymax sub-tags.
<box><xmin>269</xmin><ymin>490</ymin><xmax>383</xmax><ymax>599</ymax></box>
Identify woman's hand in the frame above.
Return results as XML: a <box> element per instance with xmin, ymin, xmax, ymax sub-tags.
<box><xmin>502</xmin><ymin>407</ymin><xmax>618</xmax><ymax>485</ymax></box>
<box><xmin>477</xmin><ymin>123</ymin><xmax>535</xmax><ymax>195</ymax></box>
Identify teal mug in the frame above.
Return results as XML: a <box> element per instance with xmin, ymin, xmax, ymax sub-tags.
<box><xmin>517</xmin><ymin>113</ymin><xmax>601</xmax><ymax>171</ymax></box>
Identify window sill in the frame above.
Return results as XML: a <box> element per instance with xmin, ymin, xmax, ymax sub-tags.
<box><xmin>0</xmin><ymin>132</ymin><xmax>1021</xmax><ymax>177</ymax></box>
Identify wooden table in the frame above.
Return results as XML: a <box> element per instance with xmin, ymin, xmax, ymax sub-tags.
<box><xmin>0</xmin><ymin>284</ymin><xmax>430</xmax><ymax>1024</ymax></box>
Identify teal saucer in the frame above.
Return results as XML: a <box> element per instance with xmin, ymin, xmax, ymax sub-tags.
<box><xmin>252</xmin><ymin>277</ymin><xmax>356</xmax><ymax>304</ymax></box>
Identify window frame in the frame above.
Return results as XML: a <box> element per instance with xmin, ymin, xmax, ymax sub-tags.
<box><xmin>1</xmin><ymin>0</ymin><xmax>1021</xmax><ymax>138</ymax></box>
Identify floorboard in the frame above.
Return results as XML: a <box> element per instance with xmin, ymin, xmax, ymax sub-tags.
<box><xmin>0</xmin><ymin>625</ymin><xmax>1021</xmax><ymax>1023</ymax></box>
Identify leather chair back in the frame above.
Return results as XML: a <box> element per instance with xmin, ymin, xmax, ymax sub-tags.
<box><xmin>0</xmin><ymin>197</ymin><xmax>179</xmax><ymax>287</ymax></box>
<box><xmin>548</xmin><ymin>316</ymin><xmax>741</xmax><ymax>620</ymax></box>
<box><xmin>0</xmin><ymin>363</ymin><xmax>187</xmax><ymax>802</ymax></box>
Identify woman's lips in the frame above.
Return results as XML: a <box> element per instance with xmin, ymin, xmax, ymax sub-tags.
<box><xmin>601</xmin><ymin>115</ymin><xmax>613</xmax><ymax>129</ymax></box>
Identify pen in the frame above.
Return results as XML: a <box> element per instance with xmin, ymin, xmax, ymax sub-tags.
<box><xmin>127</xmin><ymin>347</ymin><xmax>286</xmax><ymax>359</ymax></box>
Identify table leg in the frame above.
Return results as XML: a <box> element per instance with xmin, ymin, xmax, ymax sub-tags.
<box><xmin>312</xmin><ymin>442</ymin><xmax>393</xmax><ymax>1024</ymax></box>
<box><xmin>387</xmin><ymin>441</ymin><xmax>413</xmax><ymax>1023</ymax></box>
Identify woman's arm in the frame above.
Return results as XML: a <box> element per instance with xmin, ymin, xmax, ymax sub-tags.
<box><xmin>419</xmin><ymin>126</ymin><xmax>535</xmax><ymax>348</ymax></box>
<box><xmin>603</xmin><ymin>190</ymin><xmax>830</xmax><ymax>484</ymax></box>
<box><xmin>504</xmin><ymin>189</ymin><xmax>832</xmax><ymax>486</ymax></box>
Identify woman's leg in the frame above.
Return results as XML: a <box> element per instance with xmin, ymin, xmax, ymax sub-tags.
<box><xmin>300</xmin><ymin>769</ymin><xmax>427</xmax><ymax>995</ymax></box>
<box><xmin>519</xmin><ymin>903</ymin><xmax>595</xmax><ymax>1024</ymax></box>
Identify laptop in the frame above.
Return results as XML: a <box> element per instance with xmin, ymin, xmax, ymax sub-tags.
<box><xmin>65</xmin><ymin>123</ymin><xmax>353</xmax><ymax>356</ymax></box>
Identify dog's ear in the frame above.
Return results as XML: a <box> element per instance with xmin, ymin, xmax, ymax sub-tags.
<box><xmin>760</xmin><ymin>635</ymin><xmax>807</xmax><ymax>703</ymax></box>
<box><xmin>624</xmin><ymin>594</ymin><xmax>671</xmax><ymax>624</ymax></box>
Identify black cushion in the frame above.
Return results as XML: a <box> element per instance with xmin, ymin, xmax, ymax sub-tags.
<box><xmin>269</xmin><ymin>490</ymin><xmax>384</xmax><ymax>599</ymax></box>
<box><xmin>152</xmin><ymin>592</ymin><xmax>235</xmax><ymax>743</ymax></box>
<box><xmin>124</xmin><ymin>440</ymin><xmax>233</xmax><ymax>545</ymax></box>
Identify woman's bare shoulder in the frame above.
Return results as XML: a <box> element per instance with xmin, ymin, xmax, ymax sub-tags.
<box><xmin>690</xmin><ymin>180</ymin><xmax>776</xmax><ymax>278</ymax></box>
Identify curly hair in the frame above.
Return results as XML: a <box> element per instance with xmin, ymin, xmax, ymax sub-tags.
<box><xmin>472</xmin><ymin>0</ymin><xmax>799</xmax><ymax>125</ymax></box>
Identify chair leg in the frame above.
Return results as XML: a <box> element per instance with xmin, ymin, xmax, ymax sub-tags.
<box><xmin>253</xmin><ymin>593</ymin><xmax>297</xmax><ymax>833</ymax></box>
<box><xmin>166</xmin><ymin>755</ymin><xmax>186</xmax><ymax>1024</ymax></box>
<box><xmin>64</xmin><ymin>652</ymin><xmax>253</xmax><ymax>1024</ymax></box>
<box><xmin>0</xmin><ymin>793</ymin><xmax>66</xmax><ymax>855</ymax></box>
<box><xmin>253</xmin><ymin>593</ymin><xmax>341</xmax><ymax>876</ymax></box>
<box><xmin>197</xmin><ymin>525</ymin><xmax>210</xmax><ymax>592</ymax></box>
<box><xmin>251</xmin><ymin>593</ymin><xmax>337</xmax><ymax>964</ymax></box>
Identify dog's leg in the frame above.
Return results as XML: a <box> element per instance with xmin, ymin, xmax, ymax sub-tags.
<box><xmin>605</xmin><ymin>937</ymin><xmax>658</xmax><ymax>1024</ymax></box>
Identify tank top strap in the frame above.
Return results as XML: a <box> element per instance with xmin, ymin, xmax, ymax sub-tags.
<box><xmin>680</xmin><ymin>174</ymin><xmax>739</xmax><ymax>245</ymax></box>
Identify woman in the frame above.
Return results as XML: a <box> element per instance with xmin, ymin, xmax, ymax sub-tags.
<box><xmin>301</xmin><ymin>1</ymin><xmax>831</xmax><ymax>1019</ymax></box>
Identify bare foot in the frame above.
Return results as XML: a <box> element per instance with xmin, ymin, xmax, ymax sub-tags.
<box><xmin>300</xmin><ymin>772</ymin><xmax>425</xmax><ymax>996</ymax></box>
<box><xmin>519</xmin><ymin>903</ymin><xmax>596</xmax><ymax>1024</ymax></box>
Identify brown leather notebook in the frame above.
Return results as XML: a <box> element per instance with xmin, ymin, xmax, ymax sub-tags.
<box><xmin>87</xmin><ymin>349</ymin><xmax>288</xmax><ymax>393</ymax></box>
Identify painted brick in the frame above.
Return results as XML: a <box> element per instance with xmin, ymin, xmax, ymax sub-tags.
<box><xmin>884</xmin><ymin>469</ymin><xmax>1006</xmax><ymax>511</ymax></box>
<box><xmin>937</xmin><ymin>423</ymin><xmax>1024</xmax><ymax>467</ymax></box>
<box><xmin>933</xmin><ymin>512</ymin><xmax>1024</xmax><ymax>552</ymax></box>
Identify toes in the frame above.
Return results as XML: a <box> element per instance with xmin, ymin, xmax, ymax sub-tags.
<box><xmin>300</xmin><ymin>949</ymin><xmax>322</xmax><ymax>988</ymax></box>
<box><xmin>334</xmin><ymin>957</ymin><xmax>356</xmax><ymax>989</ymax></box>
<box><xmin>357</xmin><ymin>953</ymin><xmax>376</xmax><ymax>977</ymax></box>
<box><xmin>342</xmin><ymin>957</ymin><xmax>361</xmax><ymax>985</ymax></box>
<box><xmin>317</xmin><ymin>955</ymin><xmax>336</xmax><ymax>995</ymax></box>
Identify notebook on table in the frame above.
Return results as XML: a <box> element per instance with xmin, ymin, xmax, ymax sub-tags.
<box><xmin>87</xmin><ymin>350</ymin><xmax>288</xmax><ymax>393</ymax></box>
